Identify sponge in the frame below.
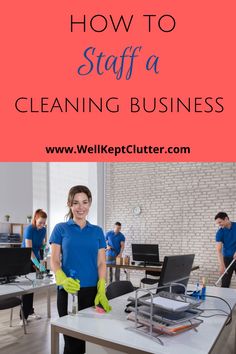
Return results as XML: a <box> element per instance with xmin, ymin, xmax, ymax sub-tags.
<box><xmin>95</xmin><ymin>304</ymin><xmax>106</xmax><ymax>313</ymax></box>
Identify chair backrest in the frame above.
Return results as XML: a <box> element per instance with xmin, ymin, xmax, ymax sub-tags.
<box><xmin>106</xmin><ymin>281</ymin><xmax>134</xmax><ymax>300</ymax></box>
<box><xmin>157</xmin><ymin>254</ymin><xmax>195</xmax><ymax>294</ymax></box>
<box><xmin>0</xmin><ymin>297</ymin><xmax>22</xmax><ymax>310</ymax></box>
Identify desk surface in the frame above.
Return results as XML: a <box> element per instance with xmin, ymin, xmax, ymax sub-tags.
<box><xmin>106</xmin><ymin>263</ymin><xmax>199</xmax><ymax>273</ymax></box>
<box><xmin>0</xmin><ymin>273</ymin><xmax>56</xmax><ymax>300</ymax></box>
<box><xmin>106</xmin><ymin>263</ymin><xmax>162</xmax><ymax>271</ymax></box>
<box><xmin>0</xmin><ymin>242</ymin><xmax>22</xmax><ymax>246</ymax></box>
<box><xmin>51</xmin><ymin>286</ymin><xmax>236</xmax><ymax>354</ymax></box>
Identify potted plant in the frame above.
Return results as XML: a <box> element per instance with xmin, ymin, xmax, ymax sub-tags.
<box><xmin>4</xmin><ymin>214</ymin><xmax>10</xmax><ymax>222</ymax></box>
<box><xmin>27</xmin><ymin>215</ymin><xmax>32</xmax><ymax>223</ymax></box>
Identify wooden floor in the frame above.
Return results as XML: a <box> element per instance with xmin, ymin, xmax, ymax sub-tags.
<box><xmin>0</xmin><ymin>281</ymin><xmax>236</xmax><ymax>354</ymax></box>
<box><xmin>0</xmin><ymin>289</ymin><xmax>64</xmax><ymax>354</ymax></box>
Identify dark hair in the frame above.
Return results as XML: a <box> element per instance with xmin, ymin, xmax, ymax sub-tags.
<box><xmin>115</xmin><ymin>222</ymin><xmax>121</xmax><ymax>226</ymax></box>
<box><xmin>66</xmin><ymin>185</ymin><xmax>92</xmax><ymax>219</ymax></box>
<box><xmin>32</xmin><ymin>209</ymin><xmax>47</xmax><ymax>227</ymax></box>
<box><xmin>215</xmin><ymin>212</ymin><xmax>229</xmax><ymax>220</ymax></box>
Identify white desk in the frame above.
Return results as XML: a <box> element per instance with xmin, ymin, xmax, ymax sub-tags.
<box><xmin>0</xmin><ymin>273</ymin><xmax>56</xmax><ymax>318</ymax></box>
<box><xmin>0</xmin><ymin>243</ymin><xmax>22</xmax><ymax>246</ymax></box>
<box><xmin>51</xmin><ymin>286</ymin><xmax>236</xmax><ymax>354</ymax></box>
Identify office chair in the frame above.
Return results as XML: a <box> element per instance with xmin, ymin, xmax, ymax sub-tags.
<box><xmin>0</xmin><ymin>297</ymin><xmax>27</xmax><ymax>334</ymax></box>
<box><xmin>140</xmin><ymin>271</ymin><xmax>160</xmax><ymax>287</ymax></box>
<box><xmin>106</xmin><ymin>280</ymin><xmax>135</xmax><ymax>300</ymax></box>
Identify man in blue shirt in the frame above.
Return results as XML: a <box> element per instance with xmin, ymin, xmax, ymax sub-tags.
<box><xmin>215</xmin><ymin>212</ymin><xmax>236</xmax><ymax>287</ymax></box>
<box><xmin>106</xmin><ymin>222</ymin><xmax>125</xmax><ymax>282</ymax></box>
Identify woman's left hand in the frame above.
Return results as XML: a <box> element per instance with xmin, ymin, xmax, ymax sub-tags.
<box><xmin>94</xmin><ymin>279</ymin><xmax>112</xmax><ymax>312</ymax></box>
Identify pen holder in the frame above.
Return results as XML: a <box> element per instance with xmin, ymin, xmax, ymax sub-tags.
<box><xmin>190</xmin><ymin>290</ymin><xmax>201</xmax><ymax>300</ymax></box>
<box><xmin>36</xmin><ymin>270</ymin><xmax>44</xmax><ymax>279</ymax></box>
<box><xmin>190</xmin><ymin>288</ymin><xmax>206</xmax><ymax>300</ymax></box>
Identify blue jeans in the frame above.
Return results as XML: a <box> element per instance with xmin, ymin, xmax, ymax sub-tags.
<box><xmin>106</xmin><ymin>256</ymin><xmax>120</xmax><ymax>282</ymax></box>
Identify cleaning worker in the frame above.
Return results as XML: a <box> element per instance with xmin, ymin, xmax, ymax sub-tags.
<box><xmin>50</xmin><ymin>185</ymin><xmax>111</xmax><ymax>354</ymax></box>
<box><xmin>21</xmin><ymin>209</ymin><xmax>47</xmax><ymax>324</ymax></box>
<box><xmin>106</xmin><ymin>221</ymin><xmax>126</xmax><ymax>282</ymax></box>
<box><xmin>215</xmin><ymin>211</ymin><xmax>236</xmax><ymax>287</ymax></box>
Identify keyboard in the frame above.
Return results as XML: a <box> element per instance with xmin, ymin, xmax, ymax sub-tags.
<box><xmin>137</xmin><ymin>262</ymin><xmax>163</xmax><ymax>267</ymax></box>
<box><xmin>147</xmin><ymin>262</ymin><xmax>163</xmax><ymax>266</ymax></box>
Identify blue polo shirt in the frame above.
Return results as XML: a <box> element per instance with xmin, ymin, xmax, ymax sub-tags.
<box><xmin>105</xmin><ymin>230</ymin><xmax>125</xmax><ymax>257</ymax></box>
<box><xmin>216</xmin><ymin>222</ymin><xmax>236</xmax><ymax>257</ymax></box>
<box><xmin>22</xmin><ymin>224</ymin><xmax>46</xmax><ymax>260</ymax></box>
<box><xmin>49</xmin><ymin>220</ymin><xmax>106</xmax><ymax>287</ymax></box>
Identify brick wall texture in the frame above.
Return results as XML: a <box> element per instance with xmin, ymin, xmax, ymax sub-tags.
<box><xmin>104</xmin><ymin>163</ymin><xmax>236</xmax><ymax>287</ymax></box>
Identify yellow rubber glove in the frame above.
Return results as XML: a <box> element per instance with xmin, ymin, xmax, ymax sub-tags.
<box><xmin>56</xmin><ymin>269</ymin><xmax>80</xmax><ymax>294</ymax></box>
<box><xmin>94</xmin><ymin>279</ymin><xmax>112</xmax><ymax>312</ymax></box>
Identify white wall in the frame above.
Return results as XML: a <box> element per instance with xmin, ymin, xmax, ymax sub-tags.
<box><xmin>48</xmin><ymin>163</ymin><xmax>103</xmax><ymax>234</ymax></box>
<box><xmin>105</xmin><ymin>162</ymin><xmax>236</xmax><ymax>286</ymax></box>
<box><xmin>0</xmin><ymin>163</ymin><xmax>33</xmax><ymax>223</ymax></box>
<box><xmin>32</xmin><ymin>163</ymin><xmax>49</xmax><ymax>213</ymax></box>
<box><xmin>0</xmin><ymin>162</ymin><xmax>103</xmax><ymax>236</ymax></box>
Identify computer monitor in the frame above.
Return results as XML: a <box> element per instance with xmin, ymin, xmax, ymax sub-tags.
<box><xmin>0</xmin><ymin>248</ymin><xmax>32</xmax><ymax>283</ymax></box>
<box><xmin>132</xmin><ymin>244</ymin><xmax>160</xmax><ymax>266</ymax></box>
<box><xmin>157</xmin><ymin>254</ymin><xmax>195</xmax><ymax>294</ymax></box>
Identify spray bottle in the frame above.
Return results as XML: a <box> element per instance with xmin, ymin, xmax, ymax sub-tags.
<box><xmin>43</xmin><ymin>245</ymin><xmax>50</xmax><ymax>260</ymax></box>
<box><xmin>69</xmin><ymin>270</ymin><xmax>79</xmax><ymax>315</ymax></box>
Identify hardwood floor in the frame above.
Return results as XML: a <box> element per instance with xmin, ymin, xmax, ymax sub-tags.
<box><xmin>0</xmin><ymin>289</ymin><xmax>64</xmax><ymax>354</ymax></box>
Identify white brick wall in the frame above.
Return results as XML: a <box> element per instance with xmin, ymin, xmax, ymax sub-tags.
<box><xmin>105</xmin><ymin>163</ymin><xmax>236</xmax><ymax>287</ymax></box>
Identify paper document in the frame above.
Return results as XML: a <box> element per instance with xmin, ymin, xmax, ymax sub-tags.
<box><xmin>145</xmin><ymin>297</ymin><xmax>190</xmax><ymax>311</ymax></box>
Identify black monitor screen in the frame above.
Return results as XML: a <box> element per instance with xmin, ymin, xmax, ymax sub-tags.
<box><xmin>0</xmin><ymin>248</ymin><xmax>32</xmax><ymax>280</ymax></box>
<box><xmin>157</xmin><ymin>254</ymin><xmax>195</xmax><ymax>293</ymax></box>
<box><xmin>132</xmin><ymin>244</ymin><xmax>159</xmax><ymax>265</ymax></box>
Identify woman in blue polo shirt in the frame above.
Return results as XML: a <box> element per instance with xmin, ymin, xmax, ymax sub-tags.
<box><xmin>21</xmin><ymin>209</ymin><xmax>47</xmax><ymax>323</ymax></box>
<box><xmin>50</xmin><ymin>185</ymin><xmax>111</xmax><ymax>354</ymax></box>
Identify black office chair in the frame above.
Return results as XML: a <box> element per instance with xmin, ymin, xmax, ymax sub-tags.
<box><xmin>140</xmin><ymin>271</ymin><xmax>160</xmax><ymax>287</ymax></box>
<box><xmin>106</xmin><ymin>280</ymin><xmax>135</xmax><ymax>300</ymax></box>
<box><xmin>0</xmin><ymin>297</ymin><xmax>27</xmax><ymax>334</ymax></box>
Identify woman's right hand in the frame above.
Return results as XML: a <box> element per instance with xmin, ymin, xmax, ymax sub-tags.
<box><xmin>56</xmin><ymin>269</ymin><xmax>80</xmax><ymax>294</ymax></box>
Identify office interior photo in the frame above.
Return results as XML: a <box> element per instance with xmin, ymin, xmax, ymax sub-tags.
<box><xmin>0</xmin><ymin>162</ymin><xmax>236</xmax><ymax>354</ymax></box>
